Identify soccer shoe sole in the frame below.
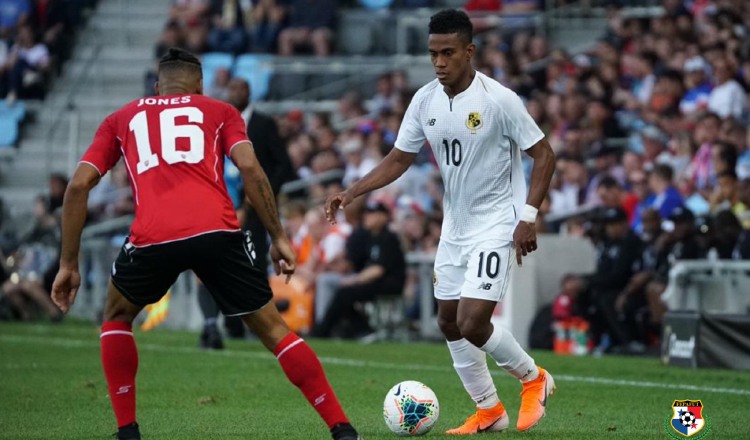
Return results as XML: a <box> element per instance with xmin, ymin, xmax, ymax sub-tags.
<box><xmin>445</xmin><ymin>412</ymin><xmax>510</xmax><ymax>435</ymax></box>
<box><xmin>517</xmin><ymin>371</ymin><xmax>556</xmax><ymax>432</ymax></box>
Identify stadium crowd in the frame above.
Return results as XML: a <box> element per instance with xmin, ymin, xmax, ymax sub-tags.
<box><xmin>2</xmin><ymin>0</ymin><xmax>750</xmax><ymax>355</ymax></box>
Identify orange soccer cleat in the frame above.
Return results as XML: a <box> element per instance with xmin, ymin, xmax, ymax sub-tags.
<box><xmin>516</xmin><ymin>366</ymin><xmax>556</xmax><ymax>431</ymax></box>
<box><xmin>446</xmin><ymin>402</ymin><xmax>509</xmax><ymax>435</ymax></box>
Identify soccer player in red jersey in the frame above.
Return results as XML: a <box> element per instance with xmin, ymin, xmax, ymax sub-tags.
<box><xmin>50</xmin><ymin>48</ymin><xmax>362</xmax><ymax>440</ymax></box>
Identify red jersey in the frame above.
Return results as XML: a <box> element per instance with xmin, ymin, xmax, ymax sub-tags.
<box><xmin>81</xmin><ymin>94</ymin><xmax>249</xmax><ymax>246</ymax></box>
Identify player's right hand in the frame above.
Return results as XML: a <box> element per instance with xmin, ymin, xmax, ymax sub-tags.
<box><xmin>270</xmin><ymin>238</ymin><xmax>296</xmax><ymax>284</ymax></box>
<box><xmin>324</xmin><ymin>191</ymin><xmax>353</xmax><ymax>224</ymax></box>
<box><xmin>51</xmin><ymin>266</ymin><xmax>81</xmax><ymax>314</ymax></box>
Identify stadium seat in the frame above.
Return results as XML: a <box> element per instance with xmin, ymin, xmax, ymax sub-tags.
<box><xmin>232</xmin><ymin>54</ymin><xmax>274</xmax><ymax>102</ymax></box>
<box><xmin>268</xmin><ymin>73</ymin><xmax>309</xmax><ymax>100</ymax></box>
<box><xmin>201</xmin><ymin>52</ymin><xmax>235</xmax><ymax>92</ymax></box>
<box><xmin>358</xmin><ymin>0</ymin><xmax>394</xmax><ymax>10</ymax></box>
<box><xmin>0</xmin><ymin>101</ymin><xmax>26</xmax><ymax>122</ymax></box>
<box><xmin>0</xmin><ymin>115</ymin><xmax>19</xmax><ymax>147</ymax></box>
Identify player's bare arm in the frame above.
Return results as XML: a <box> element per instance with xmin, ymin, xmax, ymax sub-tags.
<box><xmin>513</xmin><ymin>138</ymin><xmax>555</xmax><ymax>265</ymax></box>
<box><xmin>52</xmin><ymin>163</ymin><xmax>101</xmax><ymax>313</ymax></box>
<box><xmin>325</xmin><ymin>148</ymin><xmax>417</xmax><ymax>223</ymax></box>
<box><xmin>231</xmin><ymin>142</ymin><xmax>295</xmax><ymax>281</ymax></box>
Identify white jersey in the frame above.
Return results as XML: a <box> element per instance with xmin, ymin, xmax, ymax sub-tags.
<box><xmin>395</xmin><ymin>71</ymin><xmax>544</xmax><ymax>244</ymax></box>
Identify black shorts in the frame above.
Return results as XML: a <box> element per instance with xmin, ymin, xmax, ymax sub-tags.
<box><xmin>111</xmin><ymin>231</ymin><xmax>272</xmax><ymax>316</ymax></box>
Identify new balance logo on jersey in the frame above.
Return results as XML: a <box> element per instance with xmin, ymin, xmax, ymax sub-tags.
<box><xmin>478</xmin><ymin>282</ymin><xmax>493</xmax><ymax>290</ymax></box>
<box><xmin>426</xmin><ymin>118</ymin><xmax>436</xmax><ymax>126</ymax></box>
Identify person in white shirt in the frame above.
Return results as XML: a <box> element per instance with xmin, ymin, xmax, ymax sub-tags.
<box><xmin>708</xmin><ymin>56</ymin><xmax>747</xmax><ymax>120</ymax></box>
<box><xmin>324</xmin><ymin>9</ymin><xmax>556</xmax><ymax>435</ymax></box>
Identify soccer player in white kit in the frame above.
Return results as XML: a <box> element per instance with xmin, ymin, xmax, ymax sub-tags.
<box><xmin>324</xmin><ymin>9</ymin><xmax>556</xmax><ymax>434</ymax></box>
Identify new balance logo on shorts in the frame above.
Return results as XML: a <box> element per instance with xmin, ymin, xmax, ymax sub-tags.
<box><xmin>426</xmin><ymin>118</ymin><xmax>436</xmax><ymax>126</ymax></box>
<box><xmin>478</xmin><ymin>282</ymin><xmax>492</xmax><ymax>290</ymax></box>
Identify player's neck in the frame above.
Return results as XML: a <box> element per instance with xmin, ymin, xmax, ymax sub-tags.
<box><xmin>443</xmin><ymin>69</ymin><xmax>475</xmax><ymax>98</ymax></box>
<box><xmin>159</xmin><ymin>88</ymin><xmax>193</xmax><ymax>96</ymax></box>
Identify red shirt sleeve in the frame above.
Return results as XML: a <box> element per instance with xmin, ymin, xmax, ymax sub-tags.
<box><xmin>221</xmin><ymin>104</ymin><xmax>250</xmax><ymax>157</ymax></box>
<box><xmin>80</xmin><ymin>115</ymin><xmax>122</xmax><ymax>175</ymax></box>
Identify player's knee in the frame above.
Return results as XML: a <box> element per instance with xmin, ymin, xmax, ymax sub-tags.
<box><xmin>437</xmin><ymin>315</ymin><xmax>460</xmax><ymax>339</ymax></box>
<box><xmin>102</xmin><ymin>304</ymin><xmax>137</xmax><ymax>323</ymax></box>
<box><xmin>456</xmin><ymin>316</ymin><xmax>490</xmax><ymax>346</ymax></box>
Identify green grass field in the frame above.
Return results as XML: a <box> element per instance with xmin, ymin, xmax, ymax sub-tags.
<box><xmin>1</xmin><ymin>321</ymin><xmax>748</xmax><ymax>439</ymax></box>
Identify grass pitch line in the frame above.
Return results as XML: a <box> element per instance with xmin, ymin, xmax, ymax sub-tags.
<box><xmin>3</xmin><ymin>333</ymin><xmax>750</xmax><ymax>397</ymax></box>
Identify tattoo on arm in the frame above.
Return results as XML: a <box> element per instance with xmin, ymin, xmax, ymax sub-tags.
<box><xmin>249</xmin><ymin>171</ymin><xmax>284</xmax><ymax>240</ymax></box>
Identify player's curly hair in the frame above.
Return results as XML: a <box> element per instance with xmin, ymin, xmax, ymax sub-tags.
<box><xmin>428</xmin><ymin>9</ymin><xmax>473</xmax><ymax>45</ymax></box>
<box><xmin>159</xmin><ymin>47</ymin><xmax>202</xmax><ymax>78</ymax></box>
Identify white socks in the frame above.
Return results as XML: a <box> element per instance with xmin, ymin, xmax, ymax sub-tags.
<box><xmin>447</xmin><ymin>338</ymin><xmax>499</xmax><ymax>409</ymax></box>
<box><xmin>480</xmin><ymin>325</ymin><xmax>539</xmax><ymax>382</ymax></box>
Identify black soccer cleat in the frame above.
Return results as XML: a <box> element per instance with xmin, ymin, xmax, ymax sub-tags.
<box><xmin>199</xmin><ymin>325</ymin><xmax>225</xmax><ymax>350</ymax></box>
<box><xmin>114</xmin><ymin>422</ymin><xmax>141</xmax><ymax>440</ymax></box>
<box><xmin>331</xmin><ymin>423</ymin><xmax>363</xmax><ymax>440</ymax></box>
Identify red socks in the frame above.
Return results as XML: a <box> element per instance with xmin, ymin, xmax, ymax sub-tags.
<box><xmin>274</xmin><ymin>333</ymin><xmax>349</xmax><ymax>429</ymax></box>
<box><xmin>100</xmin><ymin>321</ymin><xmax>138</xmax><ymax>428</ymax></box>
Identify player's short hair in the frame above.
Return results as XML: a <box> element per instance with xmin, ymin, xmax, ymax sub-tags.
<box><xmin>158</xmin><ymin>47</ymin><xmax>202</xmax><ymax>79</ymax></box>
<box><xmin>428</xmin><ymin>9</ymin><xmax>473</xmax><ymax>45</ymax></box>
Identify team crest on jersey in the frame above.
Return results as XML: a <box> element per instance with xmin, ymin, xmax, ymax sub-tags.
<box><xmin>665</xmin><ymin>400</ymin><xmax>710</xmax><ymax>439</ymax></box>
<box><xmin>466</xmin><ymin>112</ymin><xmax>482</xmax><ymax>134</ymax></box>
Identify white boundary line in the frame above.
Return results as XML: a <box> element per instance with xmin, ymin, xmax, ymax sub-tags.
<box><xmin>3</xmin><ymin>334</ymin><xmax>750</xmax><ymax>396</ymax></box>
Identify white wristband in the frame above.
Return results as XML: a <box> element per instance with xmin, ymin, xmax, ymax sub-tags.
<box><xmin>520</xmin><ymin>204</ymin><xmax>538</xmax><ymax>223</ymax></box>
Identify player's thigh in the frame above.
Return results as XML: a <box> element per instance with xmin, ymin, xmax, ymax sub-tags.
<box><xmin>433</xmin><ymin>240</ymin><xmax>468</xmax><ymax>301</ymax></box>
<box><xmin>461</xmin><ymin>240</ymin><xmax>514</xmax><ymax>302</ymax></box>
<box><xmin>192</xmin><ymin>231</ymin><xmax>273</xmax><ymax>317</ymax></box>
<box><xmin>110</xmin><ymin>239</ymin><xmax>182</xmax><ymax>308</ymax></box>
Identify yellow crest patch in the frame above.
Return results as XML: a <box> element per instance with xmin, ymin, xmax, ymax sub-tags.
<box><xmin>466</xmin><ymin>112</ymin><xmax>482</xmax><ymax>134</ymax></box>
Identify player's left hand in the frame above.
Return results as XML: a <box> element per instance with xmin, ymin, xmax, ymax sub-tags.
<box><xmin>51</xmin><ymin>267</ymin><xmax>81</xmax><ymax>314</ymax></box>
<box><xmin>512</xmin><ymin>221</ymin><xmax>537</xmax><ymax>266</ymax></box>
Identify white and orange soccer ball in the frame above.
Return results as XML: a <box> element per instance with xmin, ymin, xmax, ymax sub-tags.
<box><xmin>383</xmin><ymin>381</ymin><xmax>439</xmax><ymax>436</ymax></box>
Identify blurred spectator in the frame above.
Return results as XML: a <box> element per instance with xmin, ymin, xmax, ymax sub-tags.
<box><xmin>341</xmin><ymin>134</ymin><xmax>377</xmax><ymax>187</ymax></box>
<box><xmin>32</xmin><ymin>0</ymin><xmax>73</xmax><ymax>64</ymax></box>
<box><xmin>464</xmin><ymin>0</ymin><xmax>499</xmax><ymax>12</ymax></box>
<box><xmin>277</xmin><ymin>0</ymin><xmax>336</xmax><ymax>57</ymax></box>
<box><xmin>169</xmin><ymin>0</ymin><xmax>211</xmax><ymax>53</ymax></box>
<box><xmin>87</xmin><ymin>163</ymin><xmax>134</xmax><ymax>223</ymax></box>
<box><xmin>311</xmin><ymin>201</ymin><xmax>405</xmax><ymax>339</ymax></box>
<box><xmin>226</xmin><ymin>77</ymin><xmax>296</xmax><ymax>270</ymax></box>
<box><xmin>207</xmin><ymin>0</ymin><xmax>248</xmax><ymax>54</ymax></box>
<box><xmin>596</xmin><ymin>176</ymin><xmax>639</xmax><ymax>224</ymax></box>
<box><xmin>205</xmin><ymin>66</ymin><xmax>231</xmax><ymax>100</ymax></box>
<box><xmin>710</xmin><ymin>209</ymin><xmax>743</xmax><ymax>258</ymax></box>
<box><xmin>708</xmin><ymin>56</ymin><xmax>747</xmax><ymax>120</ymax></box>
<box><xmin>642</xmin><ymin>164</ymin><xmax>683</xmax><ymax>221</ymax></box>
<box><xmin>2</xmin><ymin>23</ymin><xmax>49</xmax><ymax>102</ymax></box>
<box><xmin>549</xmin><ymin>154</ymin><xmax>588</xmax><ymax>217</ymax></box>
<box><xmin>576</xmin><ymin>207</ymin><xmax>642</xmax><ymax>350</ymax></box>
<box><xmin>1</xmin><ymin>193</ymin><xmax>61</xmax><ymax>322</ymax></box>
<box><xmin>709</xmin><ymin>170</ymin><xmax>743</xmax><ymax>215</ymax></box>
<box><xmin>250</xmin><ymin>0</ymin><xmax>286</xmax><ymax>53</ymax></box>
<box><xmin>585</xmin><ymin>142</ymin><xmax>625</xmax><ymax>205</ymax></box>
<box><xmin>690</xmin><ymin>112</ymin><xmax>722</xmax><ymax>194</ymax></box>
<box><xmin>679</xmin><ymin>56</ymin><xmax>712</xmax><ymax>117</ymax></box>
<box><xmin>0</xmin><ymin>0</ymin><xmax>30</xmax><ymax>39</ymax></box>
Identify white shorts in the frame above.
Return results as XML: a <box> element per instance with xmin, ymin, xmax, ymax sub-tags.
<box><xmin>433</xmin><ymin>239</ymin><xmax>514</xmax><ymax>302</ymax></box>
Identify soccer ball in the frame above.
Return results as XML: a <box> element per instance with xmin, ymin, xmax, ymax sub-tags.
<box><xmin>680</xmin><ymin>411</ymin><xmax>696</xmax><ymax>426</ymax></box>
<box><xmin>383</xmin><ymin>380</ymin><xmax>439</xmax><ymax>436</ymax></box>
